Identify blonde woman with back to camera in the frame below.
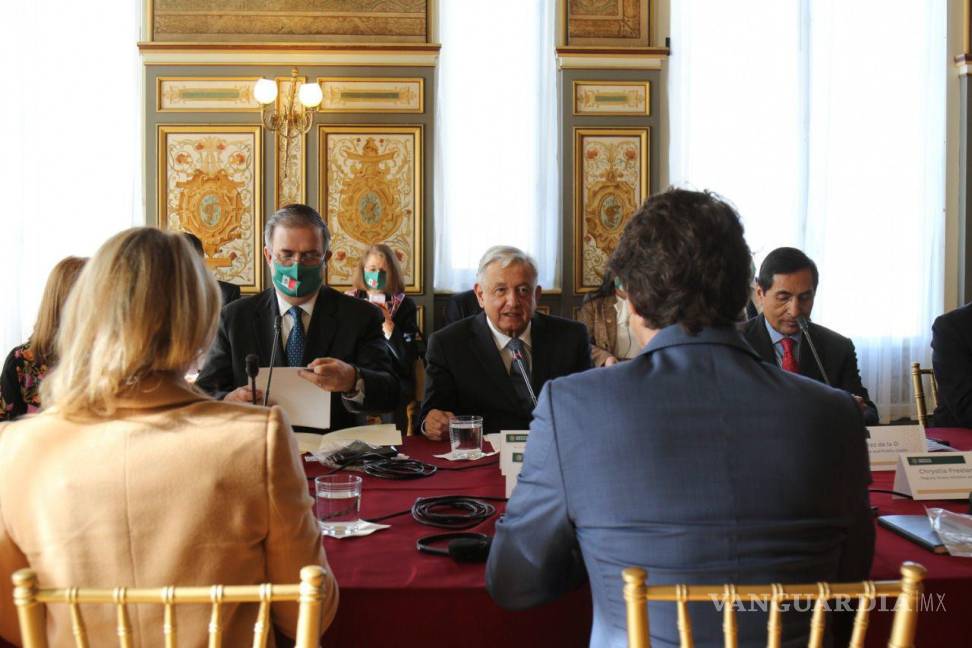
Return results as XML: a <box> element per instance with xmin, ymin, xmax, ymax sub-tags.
<box><xmin>0</xmin><ymin>228</ymin><xmax>337</xmax><ymax>646</ymax></box>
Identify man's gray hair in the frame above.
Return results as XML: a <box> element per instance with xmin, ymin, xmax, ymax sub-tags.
<box><xmin>476</xmin><ymin>245</ymin><xmax>539</xmax><ymax>285</ymax></box>
<box><xmin>264</xmin><ymin>204</ymin><xmax>331</xmax><ymax>251</ymax></box>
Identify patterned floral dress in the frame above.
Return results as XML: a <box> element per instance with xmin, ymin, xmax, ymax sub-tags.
<box><xmin>0</xmin><ymin>343</ymin><xmax>47</xmax><ymax>421</ymax></box>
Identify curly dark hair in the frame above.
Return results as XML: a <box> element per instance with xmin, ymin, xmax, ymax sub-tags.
<box><xmin>607</xmin><ymin>188</ymin><xmax>752</xmax><ymax>334</ymax></box>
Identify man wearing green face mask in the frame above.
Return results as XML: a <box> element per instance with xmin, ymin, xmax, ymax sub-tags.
<box><xmin>196</xmin><ymin>204</ymin><xmax>400</xmax><ymax>432</ymax></box>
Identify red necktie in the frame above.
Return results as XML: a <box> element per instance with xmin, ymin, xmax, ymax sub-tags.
<box><xmin>780</xmin><ymin>337</ymin><xmax>799</xmax><ymax>373</ymax></box>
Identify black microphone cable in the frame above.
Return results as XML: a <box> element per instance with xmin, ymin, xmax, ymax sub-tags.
<box><xmin>245</xmin><ymin>353</ymin><xmax>259</xmax><ymax>405</ymax></box>
<box><xmin>411</xmin><ymin>495</ymin><xmax>507</xmax><ymax>529</ymax></box>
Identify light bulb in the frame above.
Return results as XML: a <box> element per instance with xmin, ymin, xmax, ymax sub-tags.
<box><xmin>254</xmin><ymin>78</ymin><xmax>278</xmax><ymax>105</ymax></box>
<box><xmin>298</xmin><ymin>82</ymin><xmax>323</xmax><ymax>108</ymax></box>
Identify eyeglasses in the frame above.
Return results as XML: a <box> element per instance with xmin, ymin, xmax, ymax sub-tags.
<box><xmin>273</xmin><ymin>251</ymin><xmax>324</xmax><ymax>266</ymax></box>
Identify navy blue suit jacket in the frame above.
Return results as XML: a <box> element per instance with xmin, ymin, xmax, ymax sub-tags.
<box><xmin>486</xmin><ymin>325</ymin><xmax>874</xmax><ymax>648</ymax></box>
<box><xmin>932</xmin><ymin>302</ymin><xmax>972</xmax><ymax>427</ymax></box>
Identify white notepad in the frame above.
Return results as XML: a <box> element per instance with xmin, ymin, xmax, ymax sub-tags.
<box><xmin>255</xmin><ymin>367</ymin><xmax>330</xmax><ymax>430</ymax></box>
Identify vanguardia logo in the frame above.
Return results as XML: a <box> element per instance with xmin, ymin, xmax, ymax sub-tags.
<box><xmin>706</xmin><ymin>594</ymin><xmax>946</xmax><ymax>613</ymax></box>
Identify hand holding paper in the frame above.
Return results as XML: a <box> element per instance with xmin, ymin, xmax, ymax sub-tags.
<box><xmin>301</xmin><ymin>357</ymin><xmax>357</xmax><ymax>393</ymax></box>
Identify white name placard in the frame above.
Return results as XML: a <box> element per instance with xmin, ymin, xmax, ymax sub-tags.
<box><xmin>866</xmin><ymin>425</ymin><xmax>927</xmax><ymax>471</ymax></box>
<box><xmin>892</xmin><ymin>452</ymin><xmax>972</xmax><ymax>500</ymax></box>
<box><xmin>500</xmin><ymin>430</ymin><xmax>529</xmax><ymax>476</ymax></box>
<box><xmin>505</xmin><ymin>451</ymin><xmax>525</xmax><ymax>498</ymax></box>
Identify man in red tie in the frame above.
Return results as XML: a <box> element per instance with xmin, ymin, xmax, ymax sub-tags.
<box><xmin>741</xmin><ymin>247</ymin><xmax>879</xmax><ymax>424</ymax></box>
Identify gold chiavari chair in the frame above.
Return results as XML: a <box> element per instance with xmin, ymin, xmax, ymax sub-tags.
<box><xmin>12</xmin><ymin>565</ymin><xmax>326</xmax><ymax>648</ymax></box>
<box><xmin>623</xmin><ymin>562</ymin><xmax>926</xmax><ymax>648</ymax></box>
<box><xmin>910</xmin><ymin>362</ymin><xmax>940</xmax><ymax>427</ymax></box>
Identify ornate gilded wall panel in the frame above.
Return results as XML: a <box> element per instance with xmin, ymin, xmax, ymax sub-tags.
<box><xmin>573</xmin><ymin>127</ymin><xmax>649</xmax><ymax>292</ymax></box>
<box><xmin>319</xmin><ymin>77</ymin><xmax>424</xmax><ymax>113</ymax></box>
<box><xmin>151</xmin><ymin>0</ymin><xmax>429</xmax><ymax>43</ymax></box>
<box><xmin>157</xmin><ymin>77</ymin><xmax>261</xmax><ymax>112</ymax></box>
<box><xmin>573</xmin><ymin>80</ymin><xmax>650</xmax><ymax>115</ymax></box>
<box><xmin>566</xmin><ymin>0</ymin><xmax>650</xmax><ymax>47</ymax></box>
<box><xmin>319</xmin><ymin>125</ymin><xmax>423</xmax><ymax>293</ymax></box>
<box><xmin>158</xmin><ymin>125</ymin><xmax>263</xmax><ymax>293</ymax></box>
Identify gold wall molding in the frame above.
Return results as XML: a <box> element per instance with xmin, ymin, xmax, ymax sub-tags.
<box><xmin>157</xmin><ymin>125</ymin><xmax>264</xmax><ymax>294</ymax></box>
<box><xmin>573</xmin><ymin>80</ymin><xmax>650</xmax><ymax>115</ymax></box>
<box><xmin>563</xmin><ymin>0</ymin><xmax>651</xmax><ymax>48</ymax></box>
<box><xmin>139</xmin><ymin>43</ymin><xmax>441</xmax><ymax>67</ymax></box>
<box><xmin>319</xmin><ymin>125</ymin><xmax>424</xmax><ymax>294</ymax></box>
<box><xmin>149</xmin><ymin>0</ymin><xmax>430</xmax><ymax>44</ymax></box>
<box><xmin>157</xmin><ymin>76</ymin><xmax>261</xmax><ymax>112</ymax></box>
<box><xmin>558</xmin><ymin>47</ymin><xmax>668</xmax><ymax>70</ymax></box>
<box><xmin>318</xmin><ymin>77</ymin><xmax>424</xmax><ymax>113</ymax></box>
<box><xmin>573</xmin><ymin>127</ymin><xmax>650</xmax><ymax>292</ymax></box>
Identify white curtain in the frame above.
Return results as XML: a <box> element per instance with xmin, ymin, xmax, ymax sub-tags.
<box><xmin>434</xmin><ymin>0</ymin><xmax>560</xmax><ymax>291</ymax></box>
<box><xmin>670</xmin><ymin>0</ymin><xmax>947</xmax><ymax>422</ymax></box>
<box><xmin>0</xmin><ymin>0</ymin><xmax>143</xmax><ymax>353</ymax></box>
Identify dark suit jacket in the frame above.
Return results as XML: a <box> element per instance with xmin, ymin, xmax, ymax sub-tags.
<box><xmin>218</xmin><ymin>280</ymin><xmax>241</xmax><ymax>306</ymax></box>
<box><xmin>486</xmin><ymin>325</ymin><xmax>874</xmax><ymax>648</ymax></box>
<box><xmin>421</xmin><ymin>312</ymin><xmax>592</xmax><ymax>435</ymax></box>
<box><xmin>931</xmin><ymin>302</ymin><xmax>972</xmax><ymax>427</ymax></box>
<box><xmin>742</xmin><ymin>314</ymin><xmax>879</xmax><ymax>425</ymax></box>
<box><xmin>443</xmin><ymin>290</ymin><xmax>482</xmax><ymax>326</ymax></box>
<box><xmin>196</xmin><ymin>287</ymin><xmax>399</xmax><ymax>432</ymax></box>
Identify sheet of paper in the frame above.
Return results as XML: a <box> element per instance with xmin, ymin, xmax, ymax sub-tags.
<box><xmin>866</xmin><ymin>425</ymin><xmax>927</xmax><ymax>471</ymax></box>
<box><xmin>484</xmin><ymin>433</ymin><xmax>502</xmax><ymax>454</ymax></box>
<box><xmin>325</xmin><ymin>424</ymin><xmax>402</xmax><ymax>447</ymax></box>
<box><xmin>255</xmin><ymin>367</ymin><xmax>330</xmax><ymax>430</ymax></box>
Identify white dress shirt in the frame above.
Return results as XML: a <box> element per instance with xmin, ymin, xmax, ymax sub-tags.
<box><xmin>485</xmin><ymin>317</ymin><xmax>533</xmax><ymax>373</ymax></box>
<box><xmin>273</xmin><ymin>291</ymin><xmax>364</xmax><ymax>400</ymax></box>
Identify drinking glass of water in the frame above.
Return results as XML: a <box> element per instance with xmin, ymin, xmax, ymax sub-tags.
<box><xmin>449</xmin><ymin>415</ymin><xmax>483</xmax><ymax>460</ymax></box>
<box><xmin>315</xmin><ymin>474</ymin><xmax>363</xmax><ymax>537</ymax></box>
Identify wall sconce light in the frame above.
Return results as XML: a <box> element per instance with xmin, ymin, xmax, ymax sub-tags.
<box><xmin>254</xmin><ymin>68</ymin><xmax>323</xmax><ymax>178</ymax></box>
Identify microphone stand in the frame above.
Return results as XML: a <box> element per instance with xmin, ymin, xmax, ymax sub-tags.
<box><xmin>264</xmin><ymin>315</ymin><xmax>282</xmax><ymax>407</ymax></box>
<box><xmin>246</xmin><ymin>355</ymin><xmax>259</xmax><ymax>405</ymax></box>
<box><xmin>796</xmin><ymin>316</ymin><xmax>831</xmax><ymax>386</ymax></box>
<box><xmin>511</xmin><ymin>335</ymin><xmax>538</xmax><ymax>408</ymax></box>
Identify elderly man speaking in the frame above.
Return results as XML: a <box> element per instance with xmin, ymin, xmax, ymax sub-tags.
<box><xmin>421</xmin><ymin>246</ymin><xmax>591</xmax><ymax>438</ymax></box>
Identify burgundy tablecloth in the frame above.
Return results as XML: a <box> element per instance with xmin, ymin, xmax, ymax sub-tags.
<box><xmin>2</xmin><ymin>430</ymin><xmax>968</xmax><ymax>648</ymax></box>
<box><xmin>315</xmin><ymin>430</ymin><xmax>972</xmax><ymax>648</ymax></box>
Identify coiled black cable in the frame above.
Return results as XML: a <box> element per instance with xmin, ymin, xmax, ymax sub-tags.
<box><xmin>410</xmin><ymin>495</ymin><xmax>505</xmax><ymax>529</ymax></box>
<box><xmin>362</xmin><ymin>458</ymin><xmax>438</xmax><ymax>479</ymax></box>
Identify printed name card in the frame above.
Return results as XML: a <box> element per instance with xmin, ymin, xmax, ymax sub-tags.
<box><xmin>866</xmin><ymin>425</ymin><xmax>927</xmax><ymax>471</ymax></box>
<box><xmin>506</xmin><ymin>452</ymin><xmax>525</xmax><ymax>498</ymax></box>
<box><xmin>892</xmin><ymin>452</ymin><xmax>972</xmax><ymax>500</ymax></box>
<box><xmin>500</xmin><ymin>430</ymin><xmax>529</xmax><ymax>476</ymax></box>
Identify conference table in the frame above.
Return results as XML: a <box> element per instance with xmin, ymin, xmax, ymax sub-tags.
<box><xmin>313</xmin><ymin>428</ymin><xmax>972</xmax><ymax>648</ymax></box>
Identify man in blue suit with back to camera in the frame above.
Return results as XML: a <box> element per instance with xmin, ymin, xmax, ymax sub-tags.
<box><xmin>485</xmin><ymin>188</ymin><xmax>874</xmax><ymax>648</ymax></box>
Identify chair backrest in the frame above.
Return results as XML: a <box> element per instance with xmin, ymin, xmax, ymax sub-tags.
<box><xmin>405</xmin><ymin>356</ymin><xmax>427</xmax><ymax>436</ymax></box>
<box><xmin>12</xmin><ymin>565</ymin><xmax>326</xmax><ymax>648</ymax></box>
<box><xmin>911</xmin><ymin>362</ymin><xmax>940</xmax><ymax>427</ymax></box>
<box><xmin>622</xmin><ymin>562</ymin><xmax>926</xmax><ymax>648</ymax></box>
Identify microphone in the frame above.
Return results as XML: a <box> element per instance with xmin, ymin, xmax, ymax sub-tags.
<box><xmin>264</xmin><ymin>315</ymin><xmax>283</xmax><ymax>407</ymax></box>
<box><xmin>796</xmin><ymin>316</ymin><xmax>831</xmax><ymax>386</ymax></box>
<box><xmin>245</xmin><ymin>354</ymin><xmax>259</xmax><ymax>405</ymax></box>
<box><xmin>511</xmin><ymin>336</ymin><xmax>538</xmax><ymax>408</ymax></box>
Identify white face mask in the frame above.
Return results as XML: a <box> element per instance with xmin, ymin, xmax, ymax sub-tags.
<box><xmin>614</xmin><ymin>296</ymin><xmax>631</xmax><ymax>324</ymax></box>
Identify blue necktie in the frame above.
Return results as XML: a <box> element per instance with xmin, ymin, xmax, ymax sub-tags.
<box><xmin>285</xmin><ymin>305</ymin><xmax>305</xmax><ymax>367</ymax></box>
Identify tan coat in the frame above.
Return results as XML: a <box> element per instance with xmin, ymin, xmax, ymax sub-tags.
<box><xmin>576</xmin><ymin>294</ymin><xmax>619</xmax><ymax>367</ymax></box>
<box><xmin>0</xmin><ymin>379</ymin><xmax>337</xmax><ymax>647</ymax></box>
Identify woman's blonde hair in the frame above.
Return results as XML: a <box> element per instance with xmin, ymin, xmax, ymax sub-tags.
<box><xmin>28</xmin><ymin>256</ymin><xmax>87</xmax><ymax>365</ymax></box>
<box><xmin>351</xmin><ymin>243</ymin><xmax>406</xmax><ymax>295</ymax></box>
<box><xmin>42</xmin><ymin>228</ymin><xmax>220</xmax><ymax>416</ymax></box>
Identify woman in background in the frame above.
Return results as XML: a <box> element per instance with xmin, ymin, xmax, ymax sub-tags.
<box><xmin>0</xmin><ymin>256</ymin><xmax>86</xmax><ymax>420</ymax></box>
<box><xmin>576</xmin><ymin>270</ymin><xmax>641</xmax><ymax>367</ymax></box>
<box><xmin>0</xmin><ymin>228</ymin><xmax>336</xmax><ymax>646</ymax></box>
<box><xmin>346</xmin><ymin>244</ymin><xmax>421</xmax><ymax>431</ymax></box>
